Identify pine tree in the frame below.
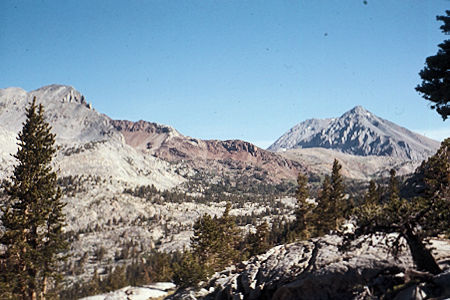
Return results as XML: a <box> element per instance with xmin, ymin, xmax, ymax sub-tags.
<box><xmin>311</xmin><ymin>159</ymin><xmax>347</xmax><ymax>236</ymax></box>
<box><xmin>0</xmin><ymin>98</ymin><xmax>67</xmax><ymax>299</ymax></box>
<box><xmin>190</xmin><ymin>213</ymin><xmax>220</xmax><ymax>276</ymax></box>
<box><xmin>216</xmin><ymin>203</ymin><xmax>241</xmax><ymax>269</ymax></box>
<box><xmin>247</xmin><ymin>221</ymin><xmax>270</xmax><ymax>257</ymax></box>
<box><xmin>293</xmin><ymin>173</ymin><xmax>313</xmax><ymax>239</ymax></box>
<box><xmin>416</xmin><ymin>10</ymin><xmax>450</xmax><ymax>120</ymax></box>
<box><xmin>312</xmin><ymin>175</ymin><xmax>332</xmax><ymax>236</ymax></box>
<box><xmin>185</xmin><ymin>203</ymin><xmax>242</xmax><ymax>286</ymax></box>
<box><xmin>330</xmin><ymin>159</ymin><xmax>347</xmax><ymax>228</ymax></box>
<box><xmin>388</xmin><ymin>169</ymin><xmax>399</xmax><ymax>202</ymax></box>
<box><xmin>173</xmin><ymin>251</ymin><xmax>206</xmax><ymax>288</ymax></box>
<box><xmin>364</xmin><ymin>180</ymin><xmax>380</xmax><ymax>205</ymax></box>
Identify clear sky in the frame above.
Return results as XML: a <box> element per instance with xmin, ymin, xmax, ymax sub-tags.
<box><xmin>1</xmin><ymin>0</ymin><xmax>449</xmax><ymax>148</ymax></box>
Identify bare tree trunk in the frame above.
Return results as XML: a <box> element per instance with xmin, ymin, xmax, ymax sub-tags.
<box><xmin>404</xmin><ymin>226</ymin><xmax>441</xmax><ymax>275</ymax></box>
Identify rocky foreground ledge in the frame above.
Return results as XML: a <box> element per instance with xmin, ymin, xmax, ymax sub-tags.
<box><xmin>169</xmin><ymin>235</ymin><xmax>450</xmax><ymax>300</ymax></box>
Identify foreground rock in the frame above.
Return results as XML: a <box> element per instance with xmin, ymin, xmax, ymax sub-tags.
<box><xmin>169</xmin><ymin>235</ymin><xmax>450</xmax><ymax>300</ymax></box>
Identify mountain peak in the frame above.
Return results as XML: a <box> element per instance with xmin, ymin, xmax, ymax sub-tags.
<box><xmin>268</xmin><ymin>107</ymin><xmax>440</xmax><ymax>160</ymax></box>
<box><xmin>342</xmin><ymin>106</ymin><xmax>371</xmax><ymax>118</ymax></box>
<box><xmin>349</xmin><ymin>105</ymin><xmax>368</xmax><ymax>114</ymax></box>
<box><xmin>31</xmin><ymin>84</ymin><xmax>91</xmax><ymax>108</ymax></box>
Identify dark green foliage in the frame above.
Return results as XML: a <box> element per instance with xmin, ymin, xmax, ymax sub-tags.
<box><xmin>268</xmin><ymin>216</ymin><xmax>293</xmax><ymax>245</ymax></box>
<box><xmin>0</xmin><ymin>98</ymin><xmax>67</xmax><ymax>299</ymax></box>
<box><xmin>352</xmin><ymin>139</ymin><xmax>450</xmax><ymax>274</ymax></box>
<box><xmin>173</xmin><ymin>251</ymin><xmax>206</xmax><ymax>288</ymax></box>
<box><xmin>190</xmin><ymin>213</ymin><xmax>221</xmax><ymax>276</ymax></box>
<box><xmin>175</xmin><ymin>203</ymin><xmax>242</xmax><ymax>287</ymax></box>
<box><xmin>131</xmin><ymin>250</ymin><xmax>178</xmax><ymax>284</ymax></box>
<box><xmin>416</xmin><ymin>10</ymin><xmax>450</xmax><ymax>120</ymax></box>
<box><xmin>415</xmin><ymin>138</ymin><xmax>450</xmax><ymax>238</ymax></box>
<box><xmin>293</xmin><ymin>173</ymin><xmax>313</xmax><ymax>239</ymax></box>
<box><xmin>312</xmin><ymin>175</ymin><xmax>333</xmax><ymax>236</ymax></box>
<box><xmin>309</xmin><ymin>159</ymin><xmax>348</xmax><ymax>236</ymax></box>
<box><xmin>217</xmin><ymin>203</ymin><xmax>241</xmax><ymax>267</ymax></box>
<box><xmin>247</xmin><ymin>221</ymin><xmax>271</xmax><ymax>257</ymax></box>
<box><xmin>192</xmin><ymin>204</ymin><xmax>241</xmax><ymax>271</ymax></box>
<box><xmin>388</xmin><ymin>169</ymin><xmax>400</xmax><ymax>202</ymax></box>
<box><xmin>364</xmin><ymin>180</ymin><xmax>381</xmax><ymax>205</ymax></box>
<box><xmin>330</xmin><ymin>159</ymin><xmax>348</xmax><ymax>224</ymax></box>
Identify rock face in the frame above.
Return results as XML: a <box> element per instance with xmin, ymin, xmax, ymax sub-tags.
<box><xmin>0</xmin><ymin>84</ymin><xmax>184</xmax><ymax>189</ymax></box>
<box><xmin>268</xmin><ymin>106</ymin><xmax>440</xmax><ymax>161</ymax></box>
<box><xmin>169</xmin><ymin>235</ymin><xmax>450</xmax><ymax>300</ymax></box>
<box><xmin>112</xmin><ymin>119</ymin><xmax>306</xmax><ymax>183</ymax></box>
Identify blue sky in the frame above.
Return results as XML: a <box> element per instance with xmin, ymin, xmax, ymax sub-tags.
<box><xmin>1</xmin><ymin>0</ymin><xmax>449</xmax><ymax>148</ymax></box>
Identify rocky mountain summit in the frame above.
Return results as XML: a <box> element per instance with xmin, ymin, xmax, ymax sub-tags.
<box><xmin>0</xmin><ymin>84</ymin><xmax>183</xmax><ymax>188</ymax></box>
<box><xmin>170</xmin><ymin>235</ymin><xmax>450</xmax><ymax>300</ymax></box>
<box><xmin>268</xmin><ymin>106</ymin><xmax>440</xmax><ymax>161</ymax></box>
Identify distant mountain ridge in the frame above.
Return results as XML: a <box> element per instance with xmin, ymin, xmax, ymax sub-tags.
<box><xmin>0</xmin><ymin>84</ymin><xmax>305</xmax><ymax>184</ymax></box>
<box><xmin>111</xmin><ymin>119</ymin><xmax>305</xmax><ymax>182</ymax></box>
<box><xmin>1</xmin><ymin>85</ymin><xmax>439</xmax><ymax>183</ymax></box>
<box><xmin>268</xmin><ymin>106</ymin><xmax>440</xmax><ymax>161</ymax></box>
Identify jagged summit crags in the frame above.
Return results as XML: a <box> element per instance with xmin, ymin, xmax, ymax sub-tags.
<box><xmin>268</xmin><ymin>106</ymin><xmax>440</xmax><ymax>161</ymax></box>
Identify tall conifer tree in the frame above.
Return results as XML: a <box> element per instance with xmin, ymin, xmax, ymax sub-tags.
<box><xmin>294</xmin><ymin>173</ymin><xmax>313</xmax><ymax>239</ymax></box>
<box><xmin>388</xmin><ymin>169</ymin><xmax>399</xmax><ymax>202</ymax></box>
<box><xmin>0</xmin><ymin>98</ymin><xmax>67</xmax><ymax>299</ymax></box>
<box><xmin>364</xmin><ymin>180</ymin><xmax>380</xmax><ymax>205</ymax></box>
<box><xmin>311</xmin><ymin>159</ymin><xmax>347</xmax><ymax>236</ymax></box>
<box><xmin>216</xmin><ymin>203</ymin><xmax>240</xmax><ymax>269</ymax></box>
<box><xmin>330</xmin><ymin>159</ymin><xmax>347</xmax><ymax>225</ymax></box>
<box><xmin>416</xmin><ymin>10</ymin><xmax>450</xmax><ymax>120</ymax></box>
<box><xmin>313</xmin><ymin>175</ymin><xmax>332</xmax><ymax>236</ymax></box>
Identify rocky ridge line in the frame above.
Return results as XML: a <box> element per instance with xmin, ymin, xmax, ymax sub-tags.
<box><xmin>111</xmin><ymin>119</ymin><xmax>307</xmax><ymax>183</ymax></box>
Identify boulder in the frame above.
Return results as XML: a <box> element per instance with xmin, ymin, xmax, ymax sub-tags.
<box><xmin>169</xmin><ymin>235</ymin><xmax>450</xmax><ymax>300</ymax></box>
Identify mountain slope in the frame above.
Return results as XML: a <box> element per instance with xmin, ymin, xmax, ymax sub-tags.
<box><xmin>0</xmin><ymin>85</ymin><xmax>184</xmax><ymax>189</ymax></box>
<box><xmin>268</xmin><ymin>106</ymin><xmax>440</xmax><ymax>161</ymax></box>
<box><xmin>112</xmin><ymin>119</ymin><xmax>306</xmax><ymax>182</ymax></box>
<box><xmin>280</xmin><ymin>147</ymin><xmax>422</xmax><ymax>179</ymax></box>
